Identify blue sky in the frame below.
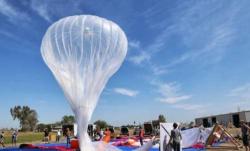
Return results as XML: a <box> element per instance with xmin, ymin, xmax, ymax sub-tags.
<box><xmin>1</xmin><ymin>0</ymin><xmax>250</xmax><ymax>128</ymax></box>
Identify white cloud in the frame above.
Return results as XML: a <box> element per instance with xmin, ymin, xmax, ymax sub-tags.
<box><xmin>153</xmin><ymin>82</ymin><xmax>192</xmax><ymax>104</ymax></box>
<box><xmin>173</xmin><ymin>2</ymin><xmax>238</xmax><ymax>66</ymax></box>
<box><xmin>129</xmin><ymin>51</ymin><xmax>151</xmax><ymax>65</ymax></box>
<box><xmin>128</xmin><ymin>40</ymin><xmax>152</xmax><ymax>65</ymax></box>
<box><xmin>168</xmin><ymin>24</ymin><xmax>234</xmax><ymax>67</ymax></box>
<box><xmin>130</xmin><ymin>1</ymin><xmax>240</xmax><ymax>70</ymax></box>
<box><xmin>128</xmin><ymin>25</ymin><xmax>171</xmax><ymax>66</ymax></box>
<box><xmin>0</xmin><ymin>0</ymin><xmax>30</xmax><ymax>23</ymax></box>
<box><xmin>128</xmin><ymin>40</ymin><xmax>140</xmax><ymax>49</ymax></box>
<box><xmin>229</xmin><ymin>83</ymin><xmax>250</xmax><ymax>100</ymax></box>
<box><xmin>30</xmin><ymin>1</ymin><xmax>51</xmax><ymax>22</ymax></box>
<box><xmin>0</xmin><ymin>0</ymin><xmax>16</xmax><ymax>17</ymax></box>
<box><xmin>113</xmin><ymin>88</ymin><xmax>138</xmax><ymax>97</ymax></box>
<box><xmin>150</xmin><ymin>64</ymin><xmax>168</xmax><ymax>75</ymax></box>
<box><xmin>29</xmin><ymin>0</ymin><xmax>82</xmax><ymax>22</ymax></box>
<box><xmin>159</xmin><ymin>95</ymin><xmax>192</xmax><ymax>104</ymax></box>
<box><xmin>0</xmin><ymin>30</ymin><xmax>16</xmax><ymax>39</ymax></box>
<box><xmin>172</xmin><ymin>104</ymin><xmax>204</xmax><ymax>111</ymax></box>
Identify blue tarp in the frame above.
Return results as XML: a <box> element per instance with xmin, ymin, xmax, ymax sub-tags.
<box><xmin>117</xmin><ymin>146</ymin><xmax>204</xmax><ymax>151</ymax></box>
<box><xmin>116</xmin><ymin>146</ymin><xmax>159</xmax><ymax>151</ymax></box>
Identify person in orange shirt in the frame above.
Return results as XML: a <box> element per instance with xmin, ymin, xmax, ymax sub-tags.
<box><xmin>102</xmin><ymin>128</ymin><xmax>111</xmax><ymax>143</ymax></box>
<box><xmin>139</xmin><ymin>127</ymin><xmax>144</xmax><ymax>146</ymax></box>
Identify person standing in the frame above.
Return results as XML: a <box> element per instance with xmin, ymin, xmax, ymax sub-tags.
<box><xmin>241</xmin><ymin>121</ymin><xmax>250</xmax><ymax>151</ymax></box>
<box><xmin>169</xmin><ymin>123</ymin><xmax>182</xmax><ymax>151</ymax></box>
<box><xmin>56</xmin><ymin>130</ymin><xmax>61</xmax><ymax>142</ymax></box>
<box><xmin>102</xmin><ymin>128</ymin><xmax>111</xmax><ymax>143</ymax></box>
<box><xmin>94</xmin><ymin>128</ymin><xmax>102</xmax><ymax>141</ymax></box>
<box><xmin>66</xmin><ymin>128</ymin><xmax>71</xmax><ymax>147</ymax></box>
<box><xmin>0</xmin><ymin>132</ymin><xmax>5</xmax><ymax>148</ymax></box>
<box><xmin>139</xmin><ymin>126</ymin><xmax>144</xmax><ymax>146</ymax></box>
<box><xmin>44</xmin><ymin>128</ymin><xmax>49</xmax><ymax>143</ymax></box>
<box><xmin>100</xmin><ymin>129</ymin><xmax>104</xmax><ymax>139</ymax></box>
<box><xmin>12</xmin><ymin>130</ymin><xmax>18</xmax><ymax>147</ymax></box>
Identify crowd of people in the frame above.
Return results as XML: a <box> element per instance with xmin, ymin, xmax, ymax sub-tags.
<box><xmin>0</xmin><ymin>128</ymin><xmax>64</xmax><ymax>148</ymax></box>
<box><xmin>43</xmin><ymin>128</ymin><xmax>62</xmax><ymax>144</ymax></box>
<box><xmin>92</xmin><ymin>128</ymin><xmax>112</xmax><ymax>142</ymax></box>
<box><xmin>0</xmin><ymin>123</ymin><xmax>181</xmax><ymax>151</ymax></box>
<box><xmin>0</xmin><ymin>121</ymin><xmax>249</xmax><ymax>151</ymax></box>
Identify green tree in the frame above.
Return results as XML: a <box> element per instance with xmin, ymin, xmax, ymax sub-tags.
<box><xmin>189</xmin><ymin>121</ymin><xmax>195</xmax><ymax>128</ymax></box>
<box><xmin>10</xmin><ymin>106</ymin><xmax>38</xmax><ymax>131</ymax></box>
<box><xmin>94</xmin><ymin>120</ymin><xmax>108</xmax><ymax>129</ymax></box>
<box><xmin>36</xmin><ymin>123</ymin><xmax>46</xmax><ymax>132</ymax></box>
<box><xmin>61</xmin><ymin>115</ymin><xmax>75</xmax><ymax>124</ymax></box>
<box><xmin>158</xmin><ymin>114</ymin><xmax>166</xmax><ymax>123</ymax></box>
<box><xmin>36</xmin><ymin>123</ymin><xmax>52</xmax><ymax>132</ymax></box>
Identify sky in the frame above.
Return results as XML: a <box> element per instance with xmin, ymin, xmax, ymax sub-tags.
<box><xmin>1</xmin><ymin>0</ymin><xmax>250</xmax><ymax>128</ymax></box>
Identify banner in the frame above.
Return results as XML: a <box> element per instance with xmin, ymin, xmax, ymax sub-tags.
<box><xmin>160</xmin><ymin>123</ymin><xmax>211</xmax><ymax>151</ymax></box>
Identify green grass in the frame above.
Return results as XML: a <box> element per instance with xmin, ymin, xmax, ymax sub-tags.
<box><xmin>4</xmin><ymin>132</ymin><xmax>44</xmax><ymax>144</ymax></box>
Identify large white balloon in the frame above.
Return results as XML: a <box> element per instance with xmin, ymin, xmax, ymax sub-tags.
<box><xmin>41</xmin><ymin>15</ymin><xmax>127</xmax><ymax>151</ymax></box>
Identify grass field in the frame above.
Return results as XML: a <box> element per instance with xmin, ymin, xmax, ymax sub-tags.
<box><xmin>3</xmin><ymin>131</ymin><xmax>44</xmax><ymax>145</ymax></box>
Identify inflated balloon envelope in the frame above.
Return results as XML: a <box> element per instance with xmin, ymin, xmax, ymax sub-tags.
<box><xmin>41</xmin><ymin>15</ymin><xmax>154</xmax><ymax>151</ymax></box>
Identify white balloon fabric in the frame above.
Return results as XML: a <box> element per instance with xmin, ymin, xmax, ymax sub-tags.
<box><xmin>41</xmin><ymin>15</ymin><xmax>127</xmax><ymax>151</ymax></box>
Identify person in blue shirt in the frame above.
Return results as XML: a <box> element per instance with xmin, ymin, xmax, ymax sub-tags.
<box><xmin>12</xmin><ymin>130</ymin><xmax>18</xmax><ymax>147</ymax></box>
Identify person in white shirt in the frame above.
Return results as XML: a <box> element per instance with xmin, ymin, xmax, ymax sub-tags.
<box><xmin>56</xmin><ymin>130</ymin><xmax>61</xmax><ymax>142</ymax></box>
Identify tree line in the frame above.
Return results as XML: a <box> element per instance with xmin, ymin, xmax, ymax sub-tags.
<box><xmin>9</xmin><ymin>106</ymin><xmax>77</xmax><ymax>132</ymax></box>
<box><xmin>10</xmin><ymin>105</ymin><xmax>167</xmax><ymax>131</ymax></box>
